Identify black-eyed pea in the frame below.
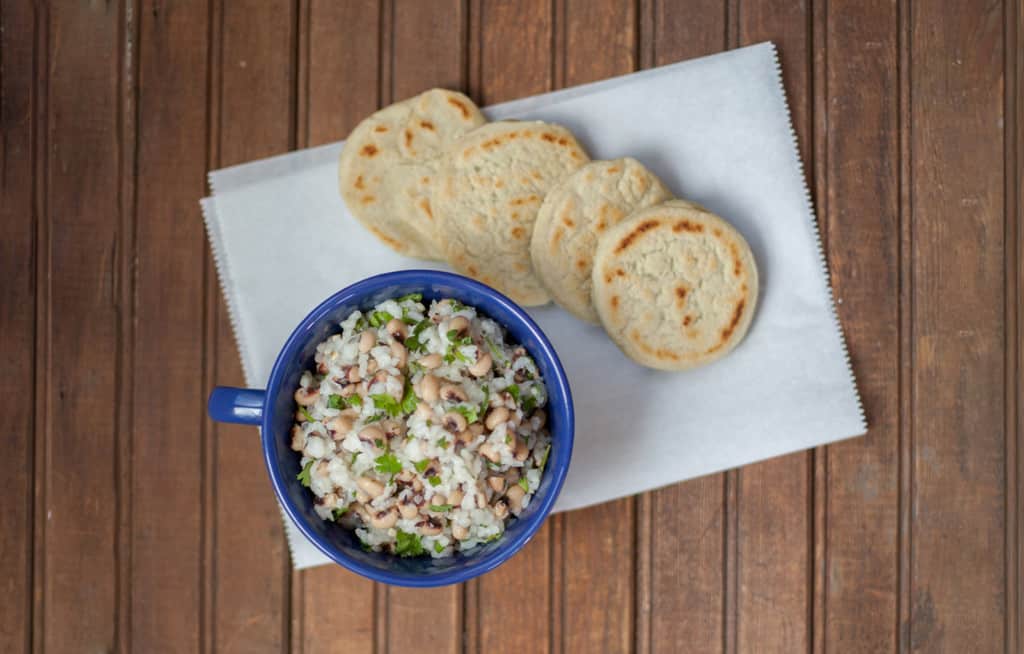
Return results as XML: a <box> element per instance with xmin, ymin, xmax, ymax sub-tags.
<box><xmin>417</xmin><ymin>518</ymin><xmax>443</xmax><ymax>536</ymax></box>
<box><xmin>448</xmin><ymin>487</ymin><xmax>464</xmax><ymax>506</ymax></box>
<box><xmin>514</xmin><ymin>437</ymin><xmax>530</xmax><ymax>462</ymax></box>
<box><xmin>294</xmin><ymin>387</ymin><xmax>319</xmax><ymax>406</ymax></box>
<box><xmin>420</xmin><ymin>374</ymin><xmax>440</xmax><ymax>403</ymax></box>
<box><xmin>487</xmin><ymin>476</ymin><xmax>505</xmax><ymax>493</ymax></box>
<box><xmin>359</xmin><ymin>425</ymin><xmax>385</xmax><ymax>445</ymax></box>
<box><xmin>290</xmin><ymin>426</ymin><xmax>305</xmax><ymax>451</ymax></box>
<box><xmin>442</xmin><ymin>411</ymin><xmax>468</xmax><ymax>434</ymax></box>
<box><xmin>359</xmin><ymin>330</ymin><xmax>376</xmax><ymax>353</ymax></box>
<box><xmin>385</xmin><ymin>318</ymin><xmax>408</xmax><ymax>341</ymax></box>
<box><xmin>468</xmin><ymin>352</ymin><xmax>492</xmax><ymax>377</ymax></box>
<box><xmin>390</xmin><ymin>340</ymin><xmax>408</xmax><ymax>368</ymax></box>
<box><xmin>484</xmin><ymin>407</ymin><xmax>510</xmax><ymax>431</ymax></box>
<box><xmin>452</xmin><ymin>524</ymin><xmax>469</xmax><ymax>540</ymax></box>
<box><xmin>449</xmin><ymin>315</ymin><xmax>470</xmax><ymax>336</ymax></box>
<box><xmin>417</xmin><ymin>353</ymin><xmax>443</xmax><ymax>369</ymax></box>
<box><xmin>492</xmin><ymin>499</ymin><xmax>509</xmax><ymax>520</ymax></box>
<box><xmin>532</xmin><ymin>409</ymin><xmax>547</xmax><ymax>429</ymax></box>
<box><xmin>479</xmin><ymin>443</ymin><xmax>500</xmax><ymax>463</ymax></box>
<box><xmin>356</xmin><ymin>477</ymin><xmax>384</xmax><ymax>498</ymax></box>
<box><xmin>506</xmin><ymin>483</ymin><xmax>526</xmax><ymax>512</ymax></box>
<box><xmin>370</xmin><ymin>506</ymin><xmax>399</xmax><ymax>529</ymax></box>
<box><xmin>326</xmin><ymin>416</ymin><xmax>353</xmax><ymax>439</ymax></box>
<box><xmin>440</xmin><ymin>384</ymin><xmax>468</xmax><ymax>403</ymax></box>
<box><xmin>415</xmin><ymin>402</ymin><xmax>433</xmax><ymax>421</ymax></box>
<box><xmin>398</xmin><ymin>501</ymin><xmax>419</xmax><ymax>520</ymax></box>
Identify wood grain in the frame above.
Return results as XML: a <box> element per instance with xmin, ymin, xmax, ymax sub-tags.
<box><xmin>641</xmin><ymin>3</ymin><xmax>730</xmax><ymax>653</ymax></box>
<box><xmin>734</xmin><ymin>2</ymin><xmax>814</xmax><ymax>652</ymax></box>
<box><xmin>558</xmin><ymin>3</ymin><xmax>638</xmax><ymax>653</ymax></box>
<box><xmin>468</xmin><ymin>3</ymin><xmax>558</xmax><ymax>653</ymax></box>
<box><xmin>908</xmin><ymin>1</ymin><xmax>1008</xmax><ymax>651</ymax></box>
<box><xmin>209</xmin><ymin>2</ymin><xmax>296</xmax><ymax>652</ymax></box>
<box><xmin>0</xmin><ymin>1</ymin><xmax>37</xmax><ymax>652</ymax></box>
<box><xmin>291</xmin><ymin>3</ymin><xmax>380</xmax><ymax>653</ymax></box>
<box><xmin>818</xmin><ymin>1</ymin><xmax>901</xmax><ymax>652</ymax></box>
<box><xmin>37</xmin><ymin>3</ymin><xmax>123</xmax><ymax>651</ymax></box>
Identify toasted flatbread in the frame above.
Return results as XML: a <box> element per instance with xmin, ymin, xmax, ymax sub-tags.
<box><xmin>338</xmin><ymin>89</ymin><xmax>485</xmax><ymax>259</ymax></box>
<box><xmin>591</xmin><ymin>200</ymin><xmax>758</xmax><ymax>370</ymax></box>
<box><xmin>432</xmin><ymin>121</ymin><xmax>590</xmax><ymax>305</ymax></box>
<box><xmin>531</xmin><ymin>158</ymin><xmax>672</xmax><ymax>323</ymax></box>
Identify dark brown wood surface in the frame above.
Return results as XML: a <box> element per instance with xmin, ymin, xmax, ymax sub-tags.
<box><xmin>1</xmin><ymin>1</ymin><xmax>1019</xmax><ymax>652</ymax></box>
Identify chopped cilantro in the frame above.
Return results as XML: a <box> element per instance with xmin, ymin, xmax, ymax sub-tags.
<box><xmin>299</xmin><ymin>406</ymin><xmax>316</xmax><ymax>423</ymax></box>
<box><xmin>448</xmin><ymin>299</ymin><xmax>470</xmax><ymax>312</ymax></box>
<box><xmin>395</xmin><ymin>530</ymin><xmax>425</xmax><ymax>557</ymax></box>
<box><xmin>365</xmin><ymin>413</ymin><xmax>384</xmax><ymax>424</ymax></box>
<box><xmin>401</xmin><ymin>307</ymin><xmax>418</xmax><ymax>325</ymax></box>
<box><xmin>353</xmin><ymin>316</ymin><xmax>367</xmax><ymax>331</ymax></box>
<box><xmin>405</xmin><ymin>319</ymin><xmax>431</xmax><ymax>353</ymax></box>
<box><xmin>375</xmin><ymin>452</ymin><xmax>402</xmax><ymax>476</ymax></box>
<box><xmin>428</xmin><ymin>475</ymin><xmax>442</xmax><ymax>487</ymax></box>
<box><xmin>397</xmin><ymin>292</ymin><xmax>423</xmax><ymax>303</ymax></box>
<box><xmin>368</xmin><ymin>310</ymin><xmax>394</xmax><ymax>328</ymax></box>
<box><xmin>434</xmin><ymin>541</ymin><xmax>445</xmax><ymax>554</ymax></box>
<box><xmin>452</xmin><ymin>405</ymin><xmax>479</xmax><ymax>424</ymax></box>
<box><xmin>429</xmin><ymin>503</ymin><xmax>453</xmax><ymax>512</ymax></box>
<box><xmin>327</xmin><ymin>394</ymin><xmax>345</xmax><ymax>410</ymax></box>
<box><xmin>507</xmin><ymin>384</ymin><xmax>521</xmax><ymax>404</ymax></box>
<box><xmin>297</xmin><ymin>460</ymin><xmax>314</xmax><ymax>487</ymax></box>
<box><xmin>332</xmin><ymin>506</ymin><xmax>348</xmax><ymax>521</ymax></box>
<box><xmin>350</xmin><ymin>451</ymin><xmax>361</xmax><ymax>465</ymax></box>
<box><xmin>413</xmin><ymin>459</ymin><xmax>430</xmax><ymax>473</ymax></box>
<box><xmin>505</xmin><ymin>434</ymin><xmax>512</xmax><ymax>444</ymax></box>
<box><xmin>484</xmin><ymin>335</ymin><xmax>508</xmax><ymax>365</ymax></box>
<box><xmin>374</xmin><ymin>438</ymin><xmax>384</xmax><ymax>449</ymax></box>
<box><xmin>518</xmin><ymin>477</ymin><xmax>530</xmax><ymax>492</ymax></box>
<box><xmin>521</xmin><ymin>388</ymin><xmax>538</xmax><ymax>414</ymax></box>
<box><xmin>437</xmin><ymin>437</ymin><xmax>449</xmax><ymax>449</ymax></box>
<box><xmin>539</xmin><ymin>444</ymin><xmax>551</xmax><ymax>472</ymax></box>
<box><xmin>485</xmin><ymin>459</ymin><xmax>501</xmax><ymax>469</ymax></box>
<box><xmin>482</xmin><ymin>532</ymin><xmax>503</xmax><ymax>544</ymax></box>
<box><xmin>347</xmin><ymin>394</ymin><xmax>362</xmax><ymax>408</ymax></box>
<box><xmin>399</xmin><ymin>380</ymin><xmax>418</xmax><ymax>414</ymax></box>
<box><xmin>370</xmin><ymin>393</ymin><xmax>402</xmax><ymax>417</ymax></box>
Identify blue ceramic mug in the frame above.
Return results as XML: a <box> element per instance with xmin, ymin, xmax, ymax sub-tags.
<box><xmin>208</xmin><ymin>270</ymin><xmax>574</xmax><ymax>587</ymax></box>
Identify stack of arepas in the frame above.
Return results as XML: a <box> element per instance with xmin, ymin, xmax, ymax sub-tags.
<box><xmin>339</xmin><ymin>89</ymin><xmax>758</xmax><ymax>371</ymax></box>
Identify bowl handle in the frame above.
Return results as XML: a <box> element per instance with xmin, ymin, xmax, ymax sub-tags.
<box><xmin>208</xmin><ymin>386</ymin><xmax>265</xmax><ymax>425</ymax></box>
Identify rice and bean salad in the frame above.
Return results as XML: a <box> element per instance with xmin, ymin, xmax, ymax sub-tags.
<box><xmin>290</xmin><ymin>294</ymin><xmax>551</xmax><ymax>558</ymax></box>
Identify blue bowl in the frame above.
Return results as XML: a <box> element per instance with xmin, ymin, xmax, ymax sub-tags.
<box><xmin>208</xmin><ymin>270</ymin><xmax>574</xmax><ymax>587</ymax></box>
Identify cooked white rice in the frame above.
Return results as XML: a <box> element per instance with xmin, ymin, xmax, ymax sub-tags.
<box><xmin>290</xmin><ymin>294</ymin><xmax>551</xmax><ymax>558</ymax></box>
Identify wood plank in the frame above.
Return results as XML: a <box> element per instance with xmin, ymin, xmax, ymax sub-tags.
<box><xmin>384</xmin><ymin>3</ymin><xmax>467</xmax><ymax>649</ymax></box>
<box><xmin>557</xmin><ymin>2</ymin><xmax>638</xmax><ymax>653</ymax></box>
<box><xmin>908</xmin><ymin>1</ymin><xmax>1008</xmax><ymax>651</ymax></box>
<box><xmin>816</xmin><ymin>1</ymin><xmax>901</xmax><ymax>652</ymax></box>
<box><xmin>129</xmin><ymin>2</ymin><xmax>209</xmax><ymax>651</ymax></box>
<box><xmin>291</xmin><ymin>2</ymin><xmax>379</xmax><ymax>652</ymax></box>
<box><xmin>0</xmin><ymin>1</ymin><xmax>37</xmax><ymax>652</ymax></box>
<box><xmin>209</xmin><ymin>2</ymin><xmax>296</xmax><ymax>652</ymax></box>
<box><xmin>734</xmin><ymin>2</ymin><xmax>813</xmax><ymax>652</ymax></box>
<box><xmin>37</xmin><ymin>2</ymin><xmax>122</xmax><ymax>651</ymax></box>
<box><xmin>468</xmin><ymin>3</ymin><xmax>557</xmax><ymax>653</ymax></box>
<box><xmin>640</xmin><ymin>3</ymin><xmax>729</xmax><ymax>653</ymax></box>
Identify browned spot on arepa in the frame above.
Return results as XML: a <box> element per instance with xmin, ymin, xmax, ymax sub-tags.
<box><xmin>614</xmin><ymin>219</ymin><xmax>661</xmax><ymax>254</ymax></box>
<box><xmin>448</xmin><ymin>97</ymin><xmax>471</xmax><ymax>118</ymax></box>
<box><xmin>360</xmin><ymin>144</ymin><xmax>378</xmax><ymax>157</ymax></box>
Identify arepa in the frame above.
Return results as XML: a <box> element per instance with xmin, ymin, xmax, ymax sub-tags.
<box><xmin>432</xmin><ymin>121</ymin><xmax>590</xmax><ymax>306</ymax></box>
<box><xmin>591</xmin><ymin>200</ymin><xmax>758</xmax><ymax>370</ymax></box>
<box><xmin>531</xmin><ymin>158</ymin><xmax>672</xmax><ymax>323</ymax></box>
<box><xmin>338</xmin><ymin>89</ymin><xmax>485</xmax><ymax>259</ymax></box>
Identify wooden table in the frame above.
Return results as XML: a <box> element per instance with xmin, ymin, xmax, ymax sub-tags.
<box><xmin>2</xmin><ymin>1</ymin><xmax>1020</xmax><ymax>652</ymax></box>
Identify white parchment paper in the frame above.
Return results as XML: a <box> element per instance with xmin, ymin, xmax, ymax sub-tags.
<box><xmin>201</xmin><ymin>42</ymin><xmax>866</xmax><ymax>569</ymax></box>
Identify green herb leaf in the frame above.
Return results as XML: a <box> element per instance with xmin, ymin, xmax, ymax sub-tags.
<box><xmin>507</xmin><ymin>384</ymin><xmax>521</xmax><ymax>404</ymax></box>
<box><xmin>370</xmin><ymin>393</ymin><xmax>402</xmax><ymax>417</ymax></box>
<box><xmin>397</xmin><ymin>292</ymin><xmax>423</xmax><ymax>303</ymax></box>
<box><xmin>434</xmin><ymin>541</ymin><xmax>445</xmax><ymax>554</ymax></box>
<box><xmin>539</xmin><ymin>444</ymin><xmax>551</xmax><ymax>472</ymax></box>
<box><xmin>327</xmin><ymin>394</ymin><xmax>345</xmax><ymax>410</ymax></box>
<box><xmin>483</xmin><ymin>335</ymin><xmax>509</xmax><ymax>365</ymax></box>
<box><xmin>368</xmin><ymin>310</ymin><xmax>394</xmax><ymax>328</ymax></box>
<box><xmin>505</xmin><ymin>434</ymin><xmax>512</xmax><ymax>444</ymax></box>
<box><xmin>353</xmin><ymin>316</ymin><xmax>367</xmax><ymax>332</ymax></box>
<box><xmin>297</xmin><ymin>460</ymin><xmax>314</xmax><ymax>487</ymax></box>
<box><xmin>299</xmin><ymin>406</ymin><xmax>316</xmax><ymax>423</ymax></box>
<box><xmin>485</xmin><ymin>459</ymin><xmax>501</xmax><ymax>469</ymax></box>
<box><xmin>437</xmin><ymin>437</ymin><xmax>449</xmax><ymax>450</ymax></box>
<box><xmin>429</xmin><ymin>504</ymin><xmax>453</xmax><ymax>512</ymax></box>
<box><xmin>448</xmin><ymin>299</ymin><xmax>470</xmax><ymax>312</ymax></box>
<box><xmin>373</xmin><ymin>438</ymin><xmax>384</xmax><ymax>449</ymax></box>
<box><xmin>413</xmin><ymin>459</ymin><xmax>430</xmax><ymax>473</ymax></box>
<box><xmin>332</xmin><ymin>506</ymin><xmax>349</xmax><ymax>521</ymax></box>
<box><xmin>451</xmin><ymin>405</ymin><xmax>479</xmax><ymax>424</ymax></box>
<box><xmin>428</xmin><ymin>475</ymin><xmax>442</xmax><ymax>487</ymax></box>
<box><xmin>347</xmin><ymin>394</ymin><xmax>362</xmax><ymax>408</ymax></box>
<box><xmin>399</xmin><ymin>380</ymin><xmax>418</xmax><ymax>414</ymax></box>
<box><xmin>350</xmin><ymin>451</ymin><xmax>361</xmax><ymax>465</ymax></box>
<box><xmin>518</xmin><ymin>477</ymin><xmax>530</xmax><ymax>492</ymax></box>
<box><xmin>375</xmin><ymin>452</ymin><xmax>402</xmax><ymax>476</ymax></box>
<box><xmin>395</xmin><ymin>530</ymin><xmax>425</xmax><ymax>557</ymax></box>
<box><xmin>365</xmin><ymin>413</ymin><xmax>384</xmax><ymax>423</ymax></box>
<box><xmin>521</xmin><ymin>389</ymin><xmax>537</xmax><ymax>414</ymax></box>
<box><xmin>482</xmin><ymin>531</ymin><xmax>503</xmax><ymax>544</ymax></box>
